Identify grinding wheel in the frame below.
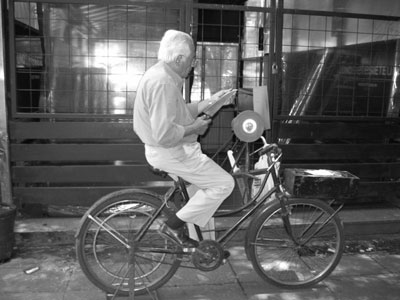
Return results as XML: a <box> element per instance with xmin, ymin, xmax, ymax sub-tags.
<box><xmin>231</xmin><ymin>110</ymin><xmax>264</xmax><ymax>142</ymax></box>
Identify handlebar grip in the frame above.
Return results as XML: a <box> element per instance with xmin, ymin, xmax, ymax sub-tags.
<box><xmin>259</xmin><ymin>143</ymin><xmax>280</xmax><ymax>156</ymax></box>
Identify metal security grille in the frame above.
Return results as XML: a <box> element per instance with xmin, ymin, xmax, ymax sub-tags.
<box><xmin>11</xmin><ymin>1</ymin><xmax>184</xmax><ymax>117</ymax></box>
<box><xmin>10</xmin><ymin>1</ymin><xmax>273</xmax><ymax>120</ymax></box>
<box><xmin>277</xmin><ymin>9</ymin><xmax>400</xmax><ymax>120</ymax></box>
<box><xmin>192</xmin><ymin>3</ymin><xmax>272</xmax><ymax>93</ymax></box>
<box><xmin>6</xmin><ymin>1</ymin><xmax>275</xmax><ymax>214</ymax></box>
<box><xmin>9</xmin><ymin>1</ymin><xmax>400</xmax><ymax>120</ymax></box>
<box><xmin>5</xmin><ymin>1</ymin><xmax>400</xmax><ymax>214</ymax></box>
<box><xmin>192</xmin><ymin>2</ymin><xmax>272</xmax><ymax>153</ymax></box>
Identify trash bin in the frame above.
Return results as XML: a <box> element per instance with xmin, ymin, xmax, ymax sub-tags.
<box><xmin>0</xmin><ymin>203</ymin><xmax>16</xmax><ymax>261</ymax></box>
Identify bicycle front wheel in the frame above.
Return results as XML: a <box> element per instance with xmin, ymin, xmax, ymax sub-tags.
<box><xmin>247</xmin><ymin>198</ymin><xmax>344</xmax><ymax>288</ymax></box>
<box><xmin>76</xmin><ymin>189</ymin><xmax>182</xmax><ymax>297</ymax></box>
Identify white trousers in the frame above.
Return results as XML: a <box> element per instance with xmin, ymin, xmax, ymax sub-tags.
<box><xmin>145</xmin><ymin>142</ymin><xmax>235</xmax><ymax>227</ymax></box>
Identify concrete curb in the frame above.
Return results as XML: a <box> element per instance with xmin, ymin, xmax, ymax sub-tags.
<box><xmin>13</xmin><ymin>206</ymin><xmax>400</xmax><ymax>250</ymax></box>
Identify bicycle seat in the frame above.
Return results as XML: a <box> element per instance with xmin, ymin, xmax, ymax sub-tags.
<box><xmin>148</xmin><ymin>165</ymin><xmax>169</xmax><ymax>178</ymax></box>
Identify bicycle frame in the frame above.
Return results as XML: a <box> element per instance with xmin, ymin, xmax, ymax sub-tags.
<box><xmin>217</xmin><ymin>185</ymin><xmax>279</xmax><ymax>246</ymax></box>
<box><xmin>76</xmin><ymin>142</ymin><xmax>347</xmax><ymax>296</ymax></box>
<box><xmin>216</xmin><ymin>148</ymin><xmax>285</xmax><ymax>246</ymax></box>
<box><xmin>131</xmin><ymin>142</ymin><xmax>343</xmax><ymax>256</ymax></box>
<box><xmin>133</xmin><ymin>146</ymin><xmax>285</xmax><ymax>251</ymax></box>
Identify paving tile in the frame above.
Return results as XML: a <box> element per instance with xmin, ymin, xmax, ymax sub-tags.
<box><xmin>62</xmin><ymin>290</ymin><xmax>107</xmax><ymax>300</ymax></box>
<box><xmin>330</xmin><ymin>253</ymin><xmax>389</xmax><ymax>277</ymax></box>
<box><xmin>2</xmin><ymin>240</ymin><xmax>400</xmax><ymax>300</ymax></box>
<box><xmin>0</xmin><ymin>292</ymin><xmax>65</xmax><ymax>300</ymax></box>
<box><xmin>369</xmin><ymin>253</ymin><xmax>400</xmax><ymax>274</ymax></box>
<box><xmin>66</xmin><ymin>264</ymin><xmax>100</xmax><ymax>291</ymax></box>
<box><xmin>324</xmin><ymin>274</ymin><xmax>400</xmax><ymax>300</ymax></box>
<box><xmin>241</xmin><ymin>282</ymin><xmax>335</xmax><ymax>300</ymax></box>
<box><xmin>67</xmin><ymin>268</ymin><xmax>159</xmax><ymax>299</ymax></box>
<box><xmin>227</xmin><ymin>258</ymin><xmax>263</xmax><ymax>283</ymax></box>
<box><xmin>167</xmin><ymin>262</ymin><xmax>237</xmax><ymax>286</ymax></box>
<box><xmin>0</xmin><ymin>245</ymin><xmax>79</xmax><ymax>294</ymax></box>
<box><xmin>159</xmin><ymin>283</ymin><xmax>246</xmax><ymax>300</ymax></box>
<box><xmin>224</xmin><ymin>245</ymin><xmax>263</xmax><ymax>283</ymax></box>
<box><xmin>0</xmin><ymin>258</ymin><xmax>73</xmax><ymax>293</ymax></box>
<box><xmin>225</xmin><ymin>245</ymin><xmax>248</xmax><ymax>261</ymax></box>
<box><xmin>4</xmin><ymin>291</ymin><xmax>109</xmax><ymax>300</ymax></box>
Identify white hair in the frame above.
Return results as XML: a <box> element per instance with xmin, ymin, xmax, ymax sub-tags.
<box><xmin>158</xmin><ymin>30</ymin><xmax>194</xmax><ymax>63</ymax></box>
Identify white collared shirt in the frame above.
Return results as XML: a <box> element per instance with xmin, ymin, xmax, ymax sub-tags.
<box><xmin>133</xmin><ymin>61</ymin><xmax>199</xmax><ymax>148</ymax></box>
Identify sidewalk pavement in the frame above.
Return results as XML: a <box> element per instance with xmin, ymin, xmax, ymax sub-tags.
<box><xmin>1</xmin><ymin>243</ymin><xmax>400</xmax><ymax>300</ymax></box>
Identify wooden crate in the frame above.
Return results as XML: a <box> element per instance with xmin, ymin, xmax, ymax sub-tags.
<box><xmin>284</xmin><ymin>168</ymin><xmax>359</xmax><ymax>199</ymax></box>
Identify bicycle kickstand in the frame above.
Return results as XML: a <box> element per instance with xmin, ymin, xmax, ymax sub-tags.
<box><xmin>105</xmin><ymin>239</ymin><xmax>160</xmax><ymax>300</ymax></box>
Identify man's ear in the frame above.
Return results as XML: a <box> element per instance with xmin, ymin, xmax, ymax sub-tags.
<box><xmin>175</xmin><ymin>55</ymin><xmax>183</xmax><ymax>66</ymax></box>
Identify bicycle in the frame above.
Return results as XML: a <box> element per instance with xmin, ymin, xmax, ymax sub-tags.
<box><xmin>75</xmin><ymin>142</ymin><xmax>345</xmax><ymax>298</ymax></box>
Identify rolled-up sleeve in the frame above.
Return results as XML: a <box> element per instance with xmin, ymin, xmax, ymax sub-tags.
<box><xmin>186</xmin><ymin>103</ymin><xmax>199</xmax><ymax>118</ymax></box>
<box><xmin>148</xmin><ymin>83</ymin><xmax>185</xmax><ymax>147</ymax></box>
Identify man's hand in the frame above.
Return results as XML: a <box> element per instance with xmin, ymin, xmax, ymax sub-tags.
<box><xmin>193</xmin><ymin>115</ymin><xmax>212</xmax><ymax>135</ymax></box>
<box><xmin>184</xmin><ymin>115</ymin><xmax>212</xmax><ymax>137</ymax></box>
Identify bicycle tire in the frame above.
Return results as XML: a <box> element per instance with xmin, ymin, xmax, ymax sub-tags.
<box><xmin>246</xmin><ymin>198</ymin><xmax>344</xmax><ymax>288</ymax></box>
<box><xmin>76</xmin><ymin>189</ymin><xmax>182</xmax><ymax>296</ymax></box>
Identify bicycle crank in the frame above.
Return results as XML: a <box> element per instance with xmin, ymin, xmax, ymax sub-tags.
<box><xmin>191</xmin><ymin>240</ymin><xmax>224</xmax><ymax>272</ymax></box>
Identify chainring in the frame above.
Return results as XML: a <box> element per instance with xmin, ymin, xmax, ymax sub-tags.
<box><xmin>191</xmin><ymin>240</ymin><xmax>224</xmax><ymax>272</ymax></box>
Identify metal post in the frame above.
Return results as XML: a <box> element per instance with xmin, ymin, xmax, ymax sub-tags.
<box><xmin>271</xmin><ymin>0</ymin><xmax>283</xmax><ymax>143</ymax></box>
<box><xmin>0</xmin><ymin>0</ymin><xmax>12</xmax><ymax>205</ymax></box>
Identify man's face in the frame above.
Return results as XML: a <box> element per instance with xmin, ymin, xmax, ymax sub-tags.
<box><xmin>179</xmin><ymin>47</ymin><xmax>197</xmax><ymax>78</ymax></box>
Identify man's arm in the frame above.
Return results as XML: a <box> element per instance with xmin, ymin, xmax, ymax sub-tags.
<box><xmin>183</xmin><ymin>115</ymin><xmax>211</xmax><ymax>136</ymax></box>
<box><xmin>148</xmin><ymin>84</ymin><xmax>186</xmax><ymax>146</ymax></box>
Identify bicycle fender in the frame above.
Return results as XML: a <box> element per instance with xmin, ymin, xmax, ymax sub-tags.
<box><xmin>74</xmin><ymin>188</ymin><xmax>163</xmax><ymax>238</ymax></box>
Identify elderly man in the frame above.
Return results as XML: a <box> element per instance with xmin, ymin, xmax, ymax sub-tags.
<box><xmin>133</xmin><ymin>29</ymin><xmax>235</xmax><ymax>248</ymax></box>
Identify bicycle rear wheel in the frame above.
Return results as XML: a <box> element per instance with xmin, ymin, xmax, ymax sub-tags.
<box><xmin>76</xmin><ymin>189</ymin><xmax>182</xmax><ymax>296</ymax></box>
<box><xmin>247</xmin><ymin>198</ymin><xmax>344</xmax><ymax>288</ymax></box>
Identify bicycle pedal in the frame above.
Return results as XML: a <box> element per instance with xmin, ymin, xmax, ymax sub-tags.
<box><xmin>183</xmin><ymin>247</ymin><xmax>196</xmax><ymax>253</ymax></box>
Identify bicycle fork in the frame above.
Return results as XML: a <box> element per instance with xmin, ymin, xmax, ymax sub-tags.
<box><xmin>298</xmin><ymin>200</ymin><xmax>343</xmax><ymax>246</ymax></box>
<box><xmin>277</xmin><ymin>192</ymin><xmax>296</xmax><ymax>243</ymax></box>
<box><xmin>279</xmin><ymin>193</ymin><xmax>343</xmax><ymax>247</ymax></box>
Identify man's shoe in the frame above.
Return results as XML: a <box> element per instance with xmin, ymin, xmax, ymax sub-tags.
<box><xmin>158</xmin><ymin>223</ymin><xmax>199</xmax><ymax>249</ymax></box>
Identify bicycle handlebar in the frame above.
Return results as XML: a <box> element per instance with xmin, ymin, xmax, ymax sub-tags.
<box><xmin>258</xmin><ymin>143</ymin><xmax>281</xmax><ymax>157</ymax></box>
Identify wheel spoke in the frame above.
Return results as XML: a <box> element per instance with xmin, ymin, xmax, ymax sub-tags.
<box><xmin>251</xmin><ymin>238</ymin><xmax>293</xmax><ymax>249</ymax></box>
<box><xmin>248</xmin><ymin>199</ymin><xmax>344</xmax><ymax>288</ymax></box>
<box><xmin>76</xmin><ymin>193</ymin><xmax>182</xmax><ymax>297</ymax></box>
<box><xmin>88</xmin><ymin>214</ymin><xmax>130</xmax><ymax>249</ymax></box>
